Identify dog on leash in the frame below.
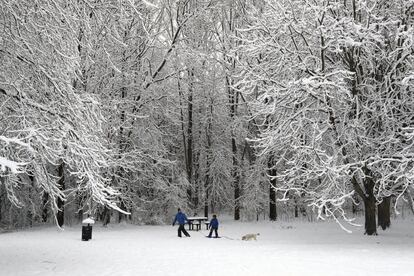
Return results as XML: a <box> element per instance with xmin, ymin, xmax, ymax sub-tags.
<box><xmin>241</xmin><ymin>233</ymin><xmax>260</xmax><ymax>241</ymax></box>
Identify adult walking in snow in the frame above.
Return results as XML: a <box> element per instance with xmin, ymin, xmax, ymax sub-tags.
<box><xmin>172</xmin><ymin>208</ymin><xmax>191</xmax><ymax>237</ymax></box>
<box><xmin>207</xmin><ymin>214</ymin><xmax>219</xmax><ymax>238</ymax></box>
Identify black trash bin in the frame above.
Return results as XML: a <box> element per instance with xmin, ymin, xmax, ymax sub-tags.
<box><xmin>82</xmin><ymin>225</ymin><xmax>92</xmax><ymax>241</ymax></box>
<box><xmin>81</xmin><ymin>217</ymin><xmax>95</xmax><ymax>241</ymax></box>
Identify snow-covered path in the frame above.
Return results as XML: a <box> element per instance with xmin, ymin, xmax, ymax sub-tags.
<box><xmin>1</xmin><ymin>218</ymin><xmax>413</xmax><ymax>276</ymax></box>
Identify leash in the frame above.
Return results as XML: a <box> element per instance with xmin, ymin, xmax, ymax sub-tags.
<box><xmin>196</xmin><ymin>229</ymin><xmax>239</xmax><ymax>240</ymax></box>
<box><xmin>221</xmin><ymin>235</ymin><xmax>239</xmax><ymax>240</ymax></box>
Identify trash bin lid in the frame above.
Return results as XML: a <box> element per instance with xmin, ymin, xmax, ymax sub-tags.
<box><xmin>82</xmin><ymin>218</ymin><xmax>95</xmax><ymax>224</ymax></box>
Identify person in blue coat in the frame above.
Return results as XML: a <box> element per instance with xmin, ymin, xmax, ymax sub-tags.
<box><xmin>207</xmin><ymin>214</ymin><xmax>219</xmax><ymax>238</ymax></box>
<box><xmin>172</xmin><ymin>208</ymin><xmax>190</xmax><ymax>237</ymax></box>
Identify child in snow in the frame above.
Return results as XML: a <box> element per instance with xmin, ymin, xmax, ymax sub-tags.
<box><xmin>207</xmin><ymin>214</ymin><xmax>219</xmax><ymax>238</ymax></box>
<box><xmin>172</xmin><ymin>208</ymin><xmax>191</xmax><ymax>238</ymax></box>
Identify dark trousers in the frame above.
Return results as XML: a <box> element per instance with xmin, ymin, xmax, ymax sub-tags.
<box><xmin>178</xmin><ymin>224</ymin><xmax>190</xmax><ymax>237</ymax></box>
<box><xmin>208</xmin><ymin>227</ymin><xmax>218</xmax><ymax>238</ymax></box>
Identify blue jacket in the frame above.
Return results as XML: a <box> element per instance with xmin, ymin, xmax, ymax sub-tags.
<box><xmin>173</xmin><ymin>211</ymin><xmax>188</xmax><ymax>225</ymax></box>
<box><xmin>210</xmin><ymin>218</ymin><xmax>219</xmax><ymax>228</ymax></box>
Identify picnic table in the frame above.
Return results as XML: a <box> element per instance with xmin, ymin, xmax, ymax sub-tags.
<box><xmin>187</xmin><ymin>216</ymin><xmax>208</xmax><ymax>231</ymax></box>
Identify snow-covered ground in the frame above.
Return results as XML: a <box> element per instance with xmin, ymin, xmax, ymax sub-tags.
<box><xmin>1</xmin><ymin>216</ymin><xmax>413</xmax><ymax>276</ymax></box>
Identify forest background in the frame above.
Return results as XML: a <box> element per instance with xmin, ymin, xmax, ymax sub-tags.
<box><xmin>1</xmin><ymin>0</ymin><xmax>413</xmax><ymax>236</ymax></box>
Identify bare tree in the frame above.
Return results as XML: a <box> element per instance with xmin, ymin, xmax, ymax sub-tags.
<box><xmin>237</xmin><ymin>0</ymin><xmax>414</xmax><ymax>234</ymax></box>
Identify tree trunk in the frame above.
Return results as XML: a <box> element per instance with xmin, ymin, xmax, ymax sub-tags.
<box><xmin>269</xmin><ymin>167</ymin><xmax>277</xmax><ymax>221</ymax></box>
<box><xmin>118</xmin><ymin>201</ymin><xmax>127</xmax><ymax>223</ymax></box>
<box><xmin>77</xmin><ymin>199</ymin><xmax>83</xmax><ymax>223</ymax></box>
<box><xmin>194</xmin><ymin>149</ymin><xmax>200</xmax><ymax>209</ymax></box>
<box><xmin>102</xmin><ymin>206</ymin><xmax>111</xmax><ymax>226</ymax></box>
<box><xmin>377</xmin><ymin>196</ymin><xmax>391</xmax><ymax>230</ymax></box>
<box><xmin>116</xmin><ymin>80</ymin><xmax>127</xmax><ymax>222</ymax></box>
<box><xmin>0</xmin><ymin>178</ymin><xmax>2</xmax><ymax>222</ymax></box>
<box><xmin>232</xmin><ymin>136</ymin><xmax>240</xmax><ymax>221</ymax></box>
<box><xmin>186</xmin><ymin>70</ymin><xmax>194</xmax><ymax>207</ymax></box>
<box><xmin>407</xmin><ymin>188</ymin><xmax>414</xmax><ymax>215</ymax></box>
<box><xmin>352</xmin><ymin>195</ymin><xmax>359</xmax><ymax>214</ymax></box>
<box><xmin>294</xmin><ymin>200</ymin><xmax>299</xmax><ymax>218</ymax></box>
<box><xmin>351</xmin><ymin>171</ymin><xmax>377</xmax><ymax>235</ymax></box>
<box><xmin>363</xmin><ymin>196</ymin><xmax>376</xmax><ymax>235</ymax></box>
<box><xmin>227</xmin><ymin>76</ymin><xmax>240</xmax><ymax>221</ymax></box>
<box><xmin>267</xmin><ymin>154</ymin><xmax>277</xmax><ymax>221</ymax></box>
<box><xmin>42</xmin><ymin>192</ymin><xmax>49</xmax><ymax>223</ymax></box>
<box><xmin>204</xmin><ymin>195</ymin><xmax>209</xmax><ymax>218</ymax></box>
<box><xmin>204</xmin><ymin>100</ymin><xmax>213</xmax><ymax>218</ymax></box>
<box><xmin>363</xmin><ymin>173</ymin><xmax>377</xmax><ymax>235</ymax></box>
<box><xmin>204</xmin><ymin>146</ymin><xmax>210</xmax><ymax>219</ymax></box>
<box><xmin>56</xmin><ymin>162</ymin><xmax>65</xmax><ymax>227</ymax></box>
<box><xmin>269</xmin><ymin>184</ymin><xmax>277</xmax><ymax>221</ymax></box>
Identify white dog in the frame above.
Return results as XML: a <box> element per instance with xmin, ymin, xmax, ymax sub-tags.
<box><xmin>241</xmin><ymin>233</ymin><xmax>260</xmax><ymax>241</ymax></box>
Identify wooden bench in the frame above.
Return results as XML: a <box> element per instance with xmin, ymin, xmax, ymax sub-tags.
<box><xmin>204</xmin><ymin>221</ymin><xmax>210</xmax><ymax>230</ymax></box>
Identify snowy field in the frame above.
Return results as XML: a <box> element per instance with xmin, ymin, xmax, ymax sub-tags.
<box><xmin>1</xmin><ymin>217</ymin><xmax>413</xmax><ymax>276</ymax></box>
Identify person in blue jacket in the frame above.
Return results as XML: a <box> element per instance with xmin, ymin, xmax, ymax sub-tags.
<box><xmin>172</xmin><ymin>208</ymin><xmax>190</xmax><ymax>237</ymax></box>
<box><xmin>207</xmin><ymin>214</ymin><xmax>219</xmax><ymax>238</ymax></box>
